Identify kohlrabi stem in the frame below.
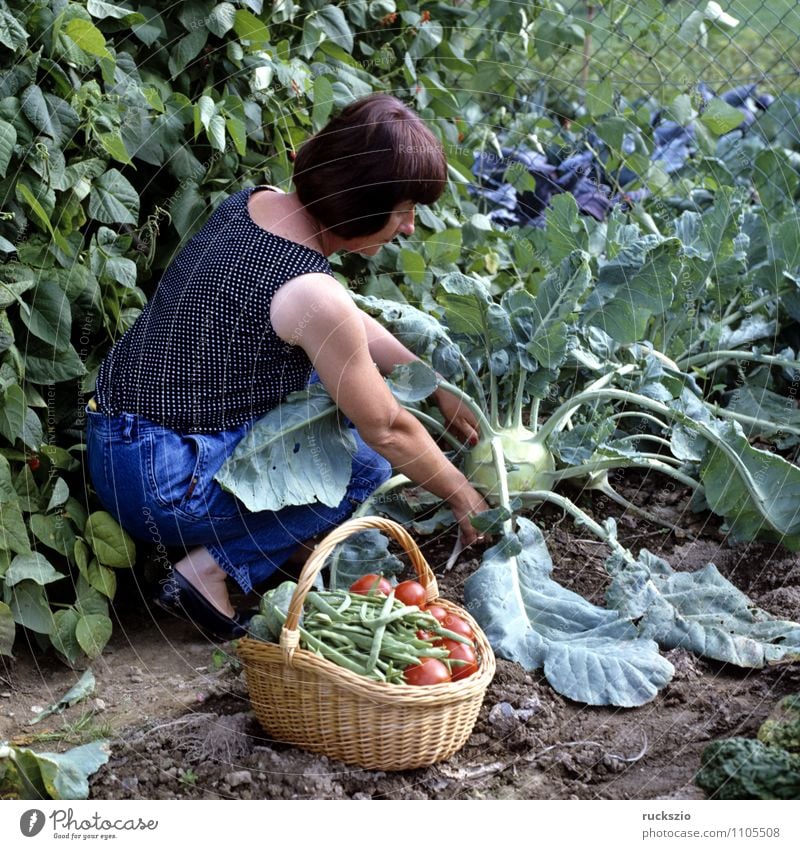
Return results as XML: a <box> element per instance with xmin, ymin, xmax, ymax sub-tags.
<box><xmin>490</xmin><ymin>435</ymin><xmax>514</xmax><ymax>534</ymax></box>
<box><xmin>546</xmin><ymin>457</ymin><xmax>700</xmax><ymax>491</ymax></box>
<box><xmin>512</xmin><ymin>369</ymin><xmax>528</xmax><ymax>430</ymax></box>
<box><xmin>537</xmin><ymin>365</ymin><xmax>636</xmax><ymax>442</ymax></box>
<box><xmin>437</xmin><ymin>379</ymin><xmax>496</xmax><ymax>437</ymax></box>
<box><xmin>529</xmin><ymin>397</ymin><xmax>540</xmax><ymax>434</ymax></box>
<box><xmin>616</xmin><ymin>434</ymin><xmax>674</xmax><ymax>451</ymax></box>
<box><xmin>462</xmin><ymin>358</ymin><xmax>487</xmax><ymax>410</ymax></box>
<box><xmin>609</xmin><ymin>411</ymin><xmax>670</xmax><ymax>432</ymax></box>
<box><xmin>351</xmin><ymin>474</ymin><xmax>411</xmax><ymax>518</ymax></box>
<box><xmin>713</xmin><ymin>406</ymin><xmax>800</xmax><ymax>438</ymax></box>
<box><xmin>520</xmin><ymin>490</ymin><xmax>636</xmax><ymax>563</ymax></box>
<box><xmin>405</xmin><ymin>408</ymin><xmax>463</xmax><ymax>450</ymax></box>
<box><xmin>545</xmin><ymin>387</ymin><xmax>782</xmax><ymax>531</ymax></box>
<box><xmin>678</xmin><ymin>350</ymin><xmax>800</xmax><ymax>373</ymax></box>
<box><xmin>594</xmin><ymin>478</ymin><xmax>695</xmax><ymax>538</ymax></box>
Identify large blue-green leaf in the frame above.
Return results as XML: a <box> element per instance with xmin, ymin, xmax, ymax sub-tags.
<box><xmin>215</xmin><ymin>384</ymin><xmax>357</xmax><ymax>511</ymax></box>
<box><xmin>352</xmin><ymin>294</ymin><xmax>462</xmax><ymax>377</ymax></box>
<box><xmin>385</xmin><ymin>361</ymin><xmax>438</xmax><ymax>404</ymax></box>
<box><xmin>464</xmin><ymin>518</ymin><xmax>674</xmax><ymax>706</ymax></box>
<box><xmin>0</xmin><ymin>601</ymin><xmax>13</xmax><ymax>656</ymax></box>
<box><xmin>607</xmin><ymin>551</ymin><xmax>800</xmax><ymax>666</ymax></box>
<box><xmin>436</xmin><ymin>272</ymin><xmax>513</xmax><ymax>349</ymax></box>
<box><xmin>699</xmin><ymin>420</ymin><xmax>800</xmax><ymax>545</ymax></box>
<box><xmin>504</xmin><ymin>250</ymin><xmax>591</xmax><ymax>369</ymax></box>
<box><xmin>583</xmin><ymin>237</ymin><xmax>682</xmax><ymax>344</ymax></box>
<box><xmin>7</xmin><ymin>740</ymin><xmax>110</xmax><ymax>800</ymax></box>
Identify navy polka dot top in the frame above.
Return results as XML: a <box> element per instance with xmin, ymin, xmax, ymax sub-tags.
<box><xmin>94</xmin><ymin>186</ymin><xmax>333</xmax><ymax>433</ymax></box>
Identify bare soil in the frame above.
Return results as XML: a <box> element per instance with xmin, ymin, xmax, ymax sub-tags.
<box><xmin>2</xmin><ymin>481</ymin><xmax>799</xmax><ymax>800</ymax></box>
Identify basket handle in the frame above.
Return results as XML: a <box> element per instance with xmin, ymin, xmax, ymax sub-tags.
<box><xmin>279</xmin><ymin>516</ymin><xmax>439</xmax><ymax>662</ymax></box>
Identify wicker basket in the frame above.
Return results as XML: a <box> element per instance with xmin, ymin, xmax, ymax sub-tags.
<box><xmin>238</xmin><ymin>516</ymin><xmax>495</xmax><ymax>771</ymax></box>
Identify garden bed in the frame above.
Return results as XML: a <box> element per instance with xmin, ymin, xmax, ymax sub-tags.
<box><xmin>3</xmin><ymin>489</ymin><xmax>798</xmax><ymax>801</ymax></box>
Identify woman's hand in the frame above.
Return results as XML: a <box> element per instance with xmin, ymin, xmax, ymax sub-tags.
<box><xmin>433</xmin><ymin>386</ymin><xmax>481</xmax><ymax>446</ymax></box>
<box><xmin>450</xmin><ymin>485</ymin><xmax>492</xmax><ymax>547</ymax></box>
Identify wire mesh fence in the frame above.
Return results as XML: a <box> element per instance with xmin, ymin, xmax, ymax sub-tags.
<box><xmin>533</xmin><ymin>1</ymin><xmax>800</xmax><ymax>136</ymax></box>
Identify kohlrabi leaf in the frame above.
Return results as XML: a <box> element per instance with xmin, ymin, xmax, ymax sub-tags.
<box><xmin>436</xmin><ymin>272</ymin><xmax>513</xmax><ymax>348</ymax></box>
<box><xmin>583</xmin><ymin>236</ymin><xmax>682</xmax><ymax>344</ymax></box>
<box><xmin>2</xmin><ymin>739</ymin><xmax>110</xmax><ymax>800</ymax></box>
<box><xmin>464</xmin><ymin>517</ymin><xmax>674</xmax><ymax>707</ymax></box>
<box><xmin>503</xmin><ymin>250</ymin><xmax>592</xmax><ymax>369</ymax></box>
<box><xmin>351</xmin><ymin>293</ymin><xmax>457</xmax><ymax>362</ymax></box>
<box><xmin>725</xmin><ymin>384</ymin><xmax>800</xmax><ymax>440</ymax></box>
<box><xmin>698</xmin><ymin>419</ymin><xmax>800</xmax><ymax>545</ymax></box>
<box><xmin>606</xmin><ymin>550</ymin><xmax>800</xmax><ymax>666</ymax></box>
<box><xmin>385</xmin><ymin>361</ymin><xmax>438</xmax><ymax>403</ymax></box>
<box><xmin>327</xmin><ymin>529</ymin><xmax>405</xmax><ymax>590</ymax></box>
<box><xmin>215</xmin><ymin>384</ymin><xmax>357</xmax><ymax>511</ymax></box>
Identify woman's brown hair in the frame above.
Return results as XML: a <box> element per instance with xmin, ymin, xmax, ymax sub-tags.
<box><xmin>292</xmin><ymin>93</ymin><xmax>447</xmax><ymax>238</ymax></box>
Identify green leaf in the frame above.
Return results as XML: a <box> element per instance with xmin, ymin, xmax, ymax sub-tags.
<box><xmin>20</xmin><ymin>86</ymin><xmax>79</xmax><ymax>145</ymax></box>
<box><xmin>50</xmin><ymin>608</ymin><xmax>81</xmax><ymax>666</ymax></box>
<box><xmin>385</xmin><ymin>361</ymin><xmax>438</xmax><ymax>404</ymax></box>
<box><xmin>436</xmin><ymin>272</ymin><xmax>513</xmax><ymax>347</ymax></box>
<box><xmin>0</xmin><ymin>454</ymin><xmax>15</xmax><ymax>503</ymax></box>
<box><xmin>86</xmin><ymin>559</ymin><xmax>116</xmax><ymax>599</ymax></box>
<box><xmin>399</xmin><ymin>248</ymin><xmax>426</xmax><ymax>284</ymax></box>
<box><xmin>544</xmin><ymin>193</ymin><xmax>588</xmax><ymax>263</ymax></box>
<box><xmin>753</xmin><ymin>149</ymin><xmax>799</xmax><ymax>215</ymax></box>
<box><xmin>0</xmin><ymin>498</ymin><xmax>31</xmax><ymax>554</ymax></box>
<box><xmin>311</xmin><ymin>74</ymin><xmax>334</xmax><ymax>132</ymax></box>
<box><xmin>168</xmin><ymin>29</ymin><xmax>207</xmax><ymax>77</ymax></box>
<box><xmin>215</xmin><ymin>383</ymin><xmax>358</xmax><ymax>511</ymax></box>
<box><xmin>0</xmin><ymin>600</ymin><xmax>14</xmax><ymax>656</ymax></box>
<box><xmin>233</xmin><ymin>8</ymin><xmax>269</xmax><ymax>43</ymax></box>
<box><xmin>0</xmin><ymin>2</ymin><xmax>28</xmax><ymax>51</ymax></box>
<box><xmin>506</xmin><ymin>251</ymin><xmax>592</xmax><ymax>369</ymax></box>
<box><xmin>63</xmin><ymin>19</ymin><xmax>112</xmax><ymax>59</ymax></box>
<box><xmin>29</xmin><ymin>512</ymin><xmax>76</xmax><ymax>558</ymax></box>
<box><xmin>700</xmin><ymin>420</ymin><xmax>800</xmax><ymax>543</ymax></box>
<box><xmin>75</xmin><ymin>613</ymin><xmax>112</xmax><ymax>659</ymax></box>
<box><xmin>608</xmin><ymin>551</ymin><xmax>800</xmax><ymax>667</ymax></box>
<box><xmin>409</xmin><ymin>19</ymin><xmax>443</xmax><ymax>59</ymax></box>
<box><xmin>207</xmin><ymin>2</ymin><xmax>237</xmax><ymax>35</ymax></box>
<box><xmin>586</xmin><ymin>78</ymin><xmax>613</xmax><ymax>117</ymax></box>
<box><xmin>34</xmin><ymin>740</ymin><xmax>111</xmax><ymax>800</ymax></box>
<box><xmin>10</xmin><ymin>581</ymin><xmax>53</xmax><ymax>634</ymax></box>
<box><xmin>585</xmin><ymin>238</ymin><xmax>682</xmax><ymax>344</ymax></box>
<box><xmin>30</xmin><ymin>669</ymin><xmax>95</xmax><ymax>725</ymax></box>
<box><xmin>21</xmin><ymin>341</ymin><xmax>86</xmax><ymax>384</ymax></box>
<box><xmin>5</xmin><ymin>553</ymin><xmax>65</xmax><ymax>587</ymax></box>
<box><xmin>88</xmin><ymin>168</ymin><xmax>139</xmax><ymax>225</ymax></box>
<box><xmin>225</xmin><ymin>116</ymin><xmax>246</xmax><ymax>156</ymax></box>
<box><xmin>84</xmin><ymin>511</ymin><xmax>135</xmax><ymax>568</ymax></box>
<box><xmin>695</xmin><ymin>738</ymin><xmax>800</xmax><ymax>800</ymax></box>
<box><xmin>46</xmin><ymin>477</ymin><xmax>69</xmax><ymax>512</ymax></box>
<box><xmin>96</xmin><ymin>131</ymin><xmax>133</xmax><ymax>166</ymax></box>
<box><xmin>0</xmin><ymin>118</ymin><xmax>15</xmax><ymax>178</ymax></box>
<box><xmin>425</xmin><ymin>227</ymin><xmax>461</xmax><ymax>265</ymax></box>
<box><xmin>464</xmin><ymin>519</ymin><xmax>674</xmax><ymax>706</ymax></box>
<box><xmin>313</xmin><ymin>6</ymin><xmax>353</xmax><ymax>52</ymax></box>
<box><xmin>700</xmin><ymin>98</ymin><xmax>746</xmax><ymax>136</ymax></box>
<box><xmin>18</xmin><ymin>281</ymin><xmax>72</xmax><ymax>351</ymax></box>
<box><xmin>87</xmin><ymin>0</ymin><xmax>136</xmax><ymax>19</ymax></box>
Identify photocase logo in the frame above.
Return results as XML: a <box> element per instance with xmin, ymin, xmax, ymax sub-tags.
<box><xmin>19</xmin><ymin>809</ymin><xmax>45</xmax><ymax>837</ymax></box>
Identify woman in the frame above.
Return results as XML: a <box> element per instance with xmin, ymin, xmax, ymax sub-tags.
<box><xmin>86</xmin><ymin>93</ymin><xmax>489</xmax><ymax>640</ymax></box>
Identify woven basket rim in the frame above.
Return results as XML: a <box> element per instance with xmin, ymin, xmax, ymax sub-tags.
<box><xmin>239</xmin><ymin>601</ymin><xmax>495</xmax><ymax>706</ymax></box>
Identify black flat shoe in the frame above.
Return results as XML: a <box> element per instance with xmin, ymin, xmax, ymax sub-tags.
<box><xmin>155</xmin><ymin>569</ymin><xmax>253</xmax><ymax>641</ymax></box>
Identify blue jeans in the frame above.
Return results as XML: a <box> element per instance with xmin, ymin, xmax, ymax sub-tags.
<box><xmin>85</xmin><ymin>408</ymin><xmax>392</xmax><ymax>593</ymax></box>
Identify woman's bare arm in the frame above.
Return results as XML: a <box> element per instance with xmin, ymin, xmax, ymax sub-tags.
<box><xmin>271</xmin><ymin>274</ymin><xmax>488</xmax><ymax>542</ymax></box>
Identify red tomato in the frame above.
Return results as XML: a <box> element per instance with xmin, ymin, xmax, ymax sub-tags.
<box><xmin>442</xmin><ymin>613</ymin><xmax>475</xmax><ymax>641</ymax></box>
<box><xmin>349</xmin><ymin>574</ymin><xmax>391</xmax><ymax>596</ymax></box>
<box><xmin>394</xmin><ymin>580</ymin><xmax>426</xmax><ymax>608</ymax></box>
<box><xmin>425</xmin><ymin>605</ymin><xmax>448</xmax><ymax>623</ymax></box>
<box><xmin>441</xmin><ymin>639</ymin><xmax>479</xmax><ymax>681</ymax></box>
<box><xmin>404</xmin><ymin>657</ymin><xmax>451</xmax><ymax>686</ymax></box>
